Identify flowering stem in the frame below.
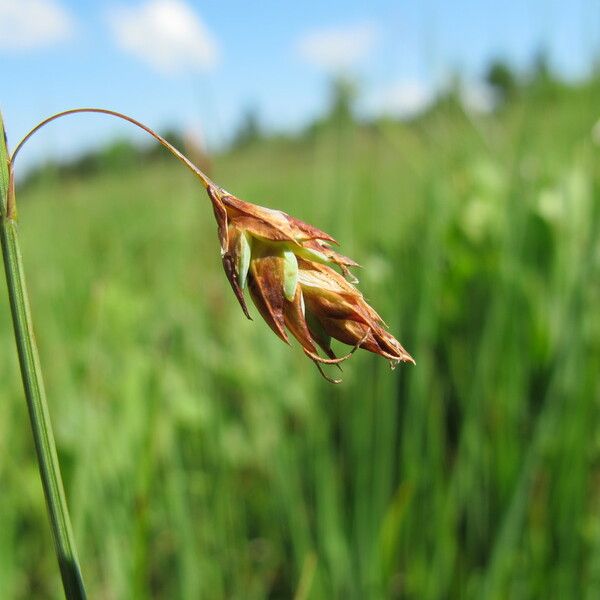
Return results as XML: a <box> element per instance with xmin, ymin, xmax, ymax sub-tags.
<box><xmin>11</xmin><ymin>107</ymin><xmax>216</xmax><ymax>189</ymax></box>
<box><xmin>3</xmin><ymin>106</ymin><xmax>216</xmax><ymax>598</ymax></box>
<box><xmin>3</xmin><ymin>106</ymin><xmax>218</xmax><ymax>598</ymax></box>
<box><xmin>1</xmin><ymin>113</ymin><xmax>86</xmax><ymax>598</ymax></box>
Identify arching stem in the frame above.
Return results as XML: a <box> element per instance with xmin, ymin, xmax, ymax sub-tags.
<box><xmin>2</xmin><ymin>108</ymin><xmax>218</xmax><ymax>598</ymax></box>
<box><xmin>11</xmin><ymin>107</ymin><xmax>216</xmax><ymax>191</ymax></box>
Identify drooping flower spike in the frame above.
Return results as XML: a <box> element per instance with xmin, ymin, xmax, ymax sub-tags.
<box><xmin>207</xmin><ymin>185</ymin><xmax>414</xmax><ymax>382</ymax></box>
<box><xmin>8</xmin><ymin>107</ymin><xmax>414</xmax><ymax>383</ymax></box>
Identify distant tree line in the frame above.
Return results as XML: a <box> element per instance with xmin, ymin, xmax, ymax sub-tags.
<box><xmin>20</xmin><ymin>49</ymin><xmax>597</xmax><ymax>186</ymax></box>
<box><xmin>485</xmin><ymin>48</ymin><xmax>563</xmax><ymax>105</ymax></box>
<box><xmin>21</xmin><ymin>129</ymin><xmax>187</xmax><ymax>188</ymax></box>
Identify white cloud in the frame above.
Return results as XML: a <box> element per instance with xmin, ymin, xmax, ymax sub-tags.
<box><xmin>0</xmin><ymin>0</ymin><xmax>75</xmax><ymax>50</ymax></box>
<box><xmin>365</xmin><ymin>81</ymin><xmax>433</xmax><ymax>119</ymax></box>
<box><xmin>297</xmin><ymin>22</ymin><xmax>378</xmax><ymax>71</ymax></box>
<box><xmin>108</xmin><ymin>0</ymin><xmax>218</xmax><ymax>75</ymax></box>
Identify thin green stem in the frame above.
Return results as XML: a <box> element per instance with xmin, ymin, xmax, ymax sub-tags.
<box><xmin>1</xmin><ymin>112</ymin><xmax>86</xmax><ymax>598</ymax></box>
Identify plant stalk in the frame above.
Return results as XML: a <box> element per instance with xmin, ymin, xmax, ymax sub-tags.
<box><xmin>1</xmin><ymin>113</ymin><xmax>86</xmax><ymax>598</ymax></box>
<box><xmin>10</xmin><ymin>107</ymin><xmax>215</xmax><ymax>190</ymax></box>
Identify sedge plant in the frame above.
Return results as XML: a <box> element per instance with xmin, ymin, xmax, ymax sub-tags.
<box><xmin>0</xmin><ymin>108</ymin><xmax>413</xmax><ymax>597</ymax></box>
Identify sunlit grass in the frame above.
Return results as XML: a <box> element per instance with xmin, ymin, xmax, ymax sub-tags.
<box><xmin>1</xmin><ymin>81</ymin><xmax>600</xmax><ymax>598</ymax></box>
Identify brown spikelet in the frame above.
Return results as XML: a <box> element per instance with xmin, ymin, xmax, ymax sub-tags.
<box><xmin>208</xmin><ymin>186</ymin><xmax>414</xmax><ymax>381</ymax></box>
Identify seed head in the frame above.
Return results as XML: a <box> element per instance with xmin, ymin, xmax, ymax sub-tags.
<box><xmin>207</xmin><ymin>185</ymin><xmax>414</xmax><ymax>382</ymax></box>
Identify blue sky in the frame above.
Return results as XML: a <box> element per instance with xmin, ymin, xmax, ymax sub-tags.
<box><xmin>1</xmin><ymin>0</ymin><xmax>598</xmax><ymax>170</ymax></box>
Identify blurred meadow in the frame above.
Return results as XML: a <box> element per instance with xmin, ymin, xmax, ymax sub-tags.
<box><xmin>2</xmin><ymin>2</ymin><xmax>600</xmax><ymax>599</ymax></box>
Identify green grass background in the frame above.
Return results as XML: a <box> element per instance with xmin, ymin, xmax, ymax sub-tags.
<box><xmin>1</xmin><ymin>80</ymin><xmax>600</xmax><ymax>599</ymax></box>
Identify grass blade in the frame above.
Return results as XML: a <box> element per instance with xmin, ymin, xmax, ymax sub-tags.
<box><xmin>0</xmin><ymin>111</ymin><xmax>86</xmax><ymax>598</ymax></box>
